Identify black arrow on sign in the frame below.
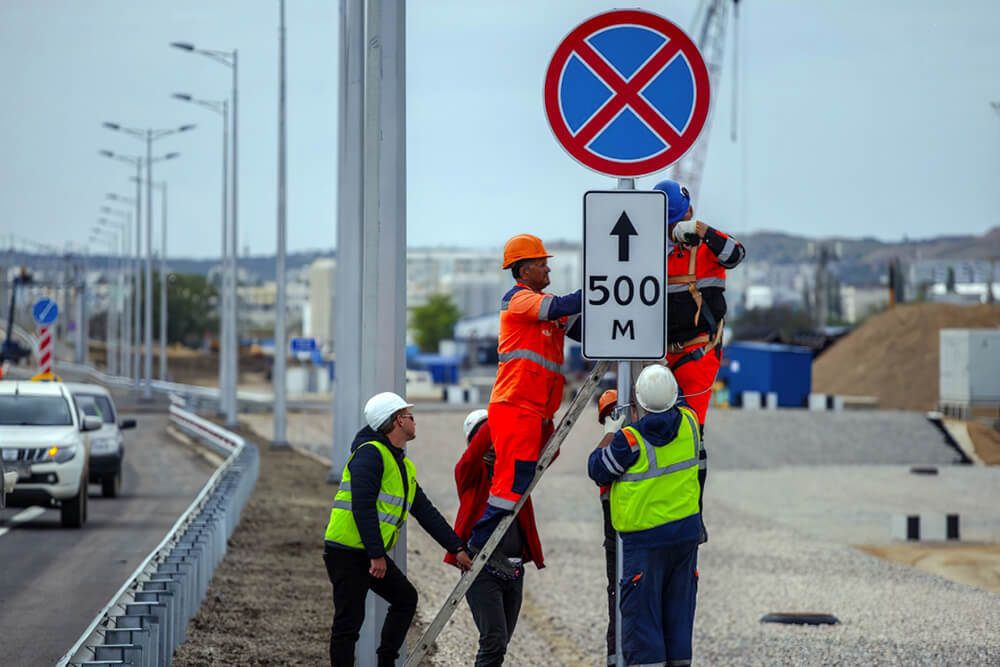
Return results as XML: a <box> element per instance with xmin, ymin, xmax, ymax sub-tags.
<box><xmin>610</xmin><ymin>211</ymin><xmax>638</xmax><ymax>262</ymax></box>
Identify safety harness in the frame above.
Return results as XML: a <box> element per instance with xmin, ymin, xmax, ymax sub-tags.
<box><xmin>667</xmin><ymin>244</ymin><xmax>725</xmax><ymax>371</ymax></box>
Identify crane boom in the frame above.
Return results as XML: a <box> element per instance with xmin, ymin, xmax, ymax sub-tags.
<box><xmin>666</xmin><ymin>0</ymin><xmax>738</xmax><ymax>195</ymax></box>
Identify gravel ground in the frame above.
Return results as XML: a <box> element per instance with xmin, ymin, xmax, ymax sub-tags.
<box><xmin>200</xmin><ymin>404</ymin><xmax>999</xmax><ymax>665</ymax></box>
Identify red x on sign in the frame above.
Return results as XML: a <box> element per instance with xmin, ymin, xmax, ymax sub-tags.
<box><xmin>544</xmin><ymin>10</ymin><xmax>710</xmax><ymax>178</ymax></box>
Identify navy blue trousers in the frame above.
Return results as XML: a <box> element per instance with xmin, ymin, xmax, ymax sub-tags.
<box><xmin>619</xmin><ymin>540</ymin><xmax>699</xmax><ymax>666</ymax></box>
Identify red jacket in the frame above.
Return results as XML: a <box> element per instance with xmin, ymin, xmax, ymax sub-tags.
<box><xmin>444</xmin><ymin>420</ymin><xmax>553</xmax><ymax>569</ymax></box>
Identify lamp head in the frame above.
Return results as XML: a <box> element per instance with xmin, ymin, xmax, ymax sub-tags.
<box><xmin>170</xmin><ymin>41</ymin><xmax>195</xmax><ymax>51</ymax></box>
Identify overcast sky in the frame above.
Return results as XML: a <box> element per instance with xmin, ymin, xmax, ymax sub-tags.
<box><xmin>2</xmin><ymin>1</ymin><xmax>999</xmax><ymax>259</ymax></box>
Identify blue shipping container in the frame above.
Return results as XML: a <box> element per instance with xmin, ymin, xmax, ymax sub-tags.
<box><xmin>409</xmin><ymin>354</ymin><xmax>460</xmax><ymax>385</ymax></box>
<box><xmin>717</xmin><ymin>342</ymin><xmax>812</xmax><ymax>407</ymax></box>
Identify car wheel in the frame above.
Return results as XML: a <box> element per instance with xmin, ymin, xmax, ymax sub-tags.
<box><xmin>61</xmin><ymin>478</ymin><xmax>86</xmax><ymax>528</ymax></box>
<box><xmin>101</xmin><ymin>472</ymin><xmax>121</xmax><ymax>498</ymax></box>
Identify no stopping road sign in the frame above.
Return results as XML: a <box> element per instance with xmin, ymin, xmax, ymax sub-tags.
<box><xmin>544</xmin><ymin>9</ymin><xmax>710</xmax><ymax>178</ymax></box>
<box><xmin>583</xmin><ymin>190</ymin><xmax>667</xmax><ymax>360</ymax></box>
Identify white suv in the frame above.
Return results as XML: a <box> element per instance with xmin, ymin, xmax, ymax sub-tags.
<box><xmin>0</xmin><ymin>381</ymin><xmax>102</xmax><ymax>527</ymax></box>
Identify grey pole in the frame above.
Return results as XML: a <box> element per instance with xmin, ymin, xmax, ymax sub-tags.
<box><xmin>159</xmin><ymin>180</ymin><xmax>168</xmax><ymax>380</ymax></box>
<box><xmin>613</xmin><ymin>175</ymin><xmax>635</xmax><ymax>667</ymax></box>
<box><xmin>169</xmin><ymin>43</ymin><xmax>235</xmax><ymax>418</ymax></box>
<box><xmin>120</xmin><ymin>221</ymin><xmax>128</xmax><ymax>377</ymax></box>
<box><xmin>134</xmin><ymin>163</ymin><xmax>142</xmax><ymax>387</ymax></box>
<box><xmin>144</xmin><ymin>131</ymin><xmax>154</xmax><ymax>400</ymax></box>
<box><xmin>172</xmin><ymin>93</ymin><xmax>229</xmax><ymax>413</ymax></box>
<box><xmin>221</xmin><ymin>101</ymin><xmax>230</xmax><ymax>415</ymax></box>
<box><xmin>227</xmin><ymin>49</ymin><xmax>240</xmax><ymax>426</ymax></box>
<box><xmin>272</xmin><ymin>0</ymin><xmax>289</xmax><ymax>449</ymax></box>
<box><xmin>357</xmin><ymin>1</ymin><xmax>408</xmax><ymax>663</ymax></box>
<box><xmin>331</xmin><ymin>0</ymin><xmax>365</xmax><ymax>482</ymax></box>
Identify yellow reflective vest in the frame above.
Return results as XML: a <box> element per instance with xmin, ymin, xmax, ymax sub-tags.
<box><xmin>325</xmin><ymin>440</ymin><xmax>417</xmax><ymax>551</ymax></box>
<box><xmin>610</xmin><ymin>407</ymin><xmax>701</xmax><ymax>533</ymax></box>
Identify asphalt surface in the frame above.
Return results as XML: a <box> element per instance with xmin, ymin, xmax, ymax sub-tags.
<box><xmin>0</xmin><ymin>409</ymin><xmax>215</xmax><ymax>666</ymax></box>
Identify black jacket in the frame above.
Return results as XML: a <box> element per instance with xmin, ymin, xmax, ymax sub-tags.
<box><xmin>331</xmin><ymin>425</ymin><xmax>464</xmax><ymax>559</ymax></box>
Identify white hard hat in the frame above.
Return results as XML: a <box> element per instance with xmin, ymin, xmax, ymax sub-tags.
<box><xmin>635</xmin><ymin>365</ymin><xmax>679</xmax><ymax>414</ymax></box>
<box><xmin>364</xmin><ymin>392</ymin><xmax>414</xmax><ymax>431</ymax></box>
<box><xmin>462</xmin><ymin>409</ymin><xmax>488</xmax><ymax>442</ymax></box>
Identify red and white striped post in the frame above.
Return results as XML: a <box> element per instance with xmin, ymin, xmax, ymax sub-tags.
<box><xmin>38</xmin><ymin>325</ymin><xmax>53</xmax><ymax>376</ymax></box>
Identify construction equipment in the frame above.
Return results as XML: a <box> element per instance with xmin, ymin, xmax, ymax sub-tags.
<box><xmin>404</xmin><ymin>360</ymin><xmax>611</xmax><ymax>667</ymax></box>
<box><xmin>1</xmin><ymin>268</ymin><xmax>33</xmax><ymax>365</ymax></box>
<box><xmin>667</xmin><ymin>0</ymin><xmax>741</xmax><ymax>196</ymax></box>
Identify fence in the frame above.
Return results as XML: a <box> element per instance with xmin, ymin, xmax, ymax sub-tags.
<box><xmin>55</xmin><ymin>401</ymin><xmax>258</xmax><ymax>667</ymax></box>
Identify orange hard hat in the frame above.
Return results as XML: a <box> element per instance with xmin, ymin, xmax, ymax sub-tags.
<box><xmin>598</xmin><ymin>389</ymin><xmax>618</xmax><ymax>424</ymax></box>
<box><xmin>502</xmin><ymin>234</ymin><xmax>552</xmax><ymax>269</ymax></box>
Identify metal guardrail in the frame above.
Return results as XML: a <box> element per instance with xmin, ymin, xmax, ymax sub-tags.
<box><xmin>55</xmin><ymin>400</ymin><xmax>259</xmax><ymax>667</ymax></box>
<box><xmin>51</xmin><ymin>361</ymin><xmax>317</xmax><ymax>413</ymax></box>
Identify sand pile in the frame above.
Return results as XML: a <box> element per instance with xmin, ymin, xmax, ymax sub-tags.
<box><xmin>812</xmin><ymin>303</ymin><xmax>1000</xmax><ymax>411</ymax></box>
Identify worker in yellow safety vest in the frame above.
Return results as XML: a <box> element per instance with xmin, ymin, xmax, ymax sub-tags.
<box><xmin>588</xmin><ymin>365</ymin><xmax>703</xmax><ymax>667</ymax></box>
<box><xmin>323</xmin><ymin>392</ymin><xmax>473</xmax><ymax>667</ymax></box>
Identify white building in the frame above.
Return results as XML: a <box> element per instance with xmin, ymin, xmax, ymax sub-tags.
<box><xmin>839</xmin><ymin>285</ymin><xmax>890</xmax><ymax>323</ymax></box>
<box><xmin>308</xmin><ymin>258</ymin><xmax>336</xmax><ymax>348</ymax></box>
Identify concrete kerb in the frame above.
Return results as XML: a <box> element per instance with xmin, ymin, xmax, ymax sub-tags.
<box><xmin>56</xmin><ymin>399</ymin><xmax>259</xmax><ymax>667</ymax></box>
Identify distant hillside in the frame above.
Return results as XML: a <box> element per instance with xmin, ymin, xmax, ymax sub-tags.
<box><xmin>6</xmin><ymin>226</ymin><xmax>998</xmax><ymax>284</ymax></box>
<box><xmin>738</xmin><ymin>226</ymin><xmax>1000</xmax><ymax>285</ymax></box>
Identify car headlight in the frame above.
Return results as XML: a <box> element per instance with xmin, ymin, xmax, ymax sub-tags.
<box><xmin>45</xmin><ymin>444</ymin><xmax>78</xmax><ymax>463</ymax></box>
<box><xmin>89</xmin><ymin>437</ymin><xmax>118</xmax><ymax>454</ymax></box>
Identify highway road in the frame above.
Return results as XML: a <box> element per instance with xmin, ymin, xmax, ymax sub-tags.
<box><xmin>0</xmin><ymin>410</ymin><xmax>215</xmax><ymax>666</ymax></box>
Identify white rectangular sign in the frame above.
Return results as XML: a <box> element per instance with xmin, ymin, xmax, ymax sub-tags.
<box><xmin>583</xmin><ymin>190</ymin><xmax>667</xmax><ymax>360</ymax></box>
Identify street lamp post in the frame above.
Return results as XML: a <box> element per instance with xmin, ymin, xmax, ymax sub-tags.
<box><xmin>102</xmin><ymin>123</ymin><xmax>192</xmax><ymax>400</ymax></box>
<box><xmin>273</xmin><ymin>0</ymin><xmax>289</xmax><ymax>449</ymax></box>
<box><xmin>126</xmin><ymin>178</ymin><xmax>172</xmax><ymax>380</ymax></box>
<box><xmin>103</xmin><ymin>194</ymin><xmax>135</xmax><ymax>379</ymax></box>
<box><xmin>173</xmin><ymin>93</ymin><xmax>229</xmax><ymax>415</ymax></box>
<box><xmin>90</xmin><ymin>226</ymin><xmax>119</xmax><ymax>374</ymax></box>
<box><xmin>97</xmin><ymin>216</ymin><xmax>129</xmax><ymax>377</ymax></box>
<box><xmin>171</xmin><ymin>41</ymin><xmax>239</xmax><ymax>426</ymax></box>
<box><xmin>99</xmin><ymin>151</ymin><xmax>143</xmax><ymax>386</ymax></box>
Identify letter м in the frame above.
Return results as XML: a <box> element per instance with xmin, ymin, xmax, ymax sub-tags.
<box><xmin>612</xmin><ymin>320</ymin><xmax>635</xmax><ymax>340</ymax></box>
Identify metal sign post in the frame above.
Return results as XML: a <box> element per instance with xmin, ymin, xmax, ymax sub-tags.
<box><xmin>544</xmin><ymin>10</ymin><xmax>708</xmax><ymax>664</ymax></box>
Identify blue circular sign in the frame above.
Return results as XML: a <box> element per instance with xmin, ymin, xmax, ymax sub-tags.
<box><xmin>32</xmin><ymin>298</ymin><xmax>59</xmax><ymax>326</ymax></box>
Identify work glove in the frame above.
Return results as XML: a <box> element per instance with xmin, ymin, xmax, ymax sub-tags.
<box><xmin>603</xmin><ymin>413</ymin><xmax>626</xmax><ymax>435</ymax></box>
<box><xmin>671</xmin><ymin>220</ymin><xmax>700</xmax><ymax>245</ymax></box>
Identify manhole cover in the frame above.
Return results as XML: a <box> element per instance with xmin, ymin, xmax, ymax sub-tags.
<box><xmin>760</xmin><ymin>612</ymin><xmax>840</xmax><ymax>625</ymax></box>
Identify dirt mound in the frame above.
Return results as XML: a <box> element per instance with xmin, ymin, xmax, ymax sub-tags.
<box><xmin>812</xmin><ymin>303</ymin><xmax>1000</xmax><ymax>411</ymax></box>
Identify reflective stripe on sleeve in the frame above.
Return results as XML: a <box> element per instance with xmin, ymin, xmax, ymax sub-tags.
<box><xmin>601</xmin><ymin>446</ymin><xmax>624</xmax><ymax>475</ymax></box>
<box><xmin>488</xmin><ymin>494</ymin><xmax>517</xmax><ymax>510</ymax></box>
<box><xmin>339</xmin><ymin>480</ymin><xmax>351</xmax><ymax>492</ymax></box>
<box><xmin>537</xmin><ymin>295</ymin><xmax>553</xmax><ymax>320</ymax></box>
<box><xmin>717</xmin><ymin>237</ymin><xmax>737</xmax><ymax>263</ymax></box>
<box><xmin>333</xmin><ymin>499</ymin><xmax>352</xmax><ymax>511</ymax></box>
<box><xmin>497</xmin><ymin>349</ymin><xmax>561</xmax><ymax>373</ymax></box>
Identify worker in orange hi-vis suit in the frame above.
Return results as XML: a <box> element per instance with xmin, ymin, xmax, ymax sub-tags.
<box><xmin>467</xmin><ymin>234</ymin><xmax>582</xmax><ymax>552</ymax></box>
<box><xmin>652</xmin><ymin>180</ymin><xmax>746</xmax><ymax>544</ymax></box>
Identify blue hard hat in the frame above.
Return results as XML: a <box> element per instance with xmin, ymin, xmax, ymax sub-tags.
<box><xmin>652</xmin><ymin>180</ymin><xmax>691</xmax><ymax>224</ymax></box>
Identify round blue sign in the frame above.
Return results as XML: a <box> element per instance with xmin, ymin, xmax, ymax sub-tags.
<box><xmin>32</xmin><ymin>298</ymin><xmax>59</xmax><ymax>326</ymax></box>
